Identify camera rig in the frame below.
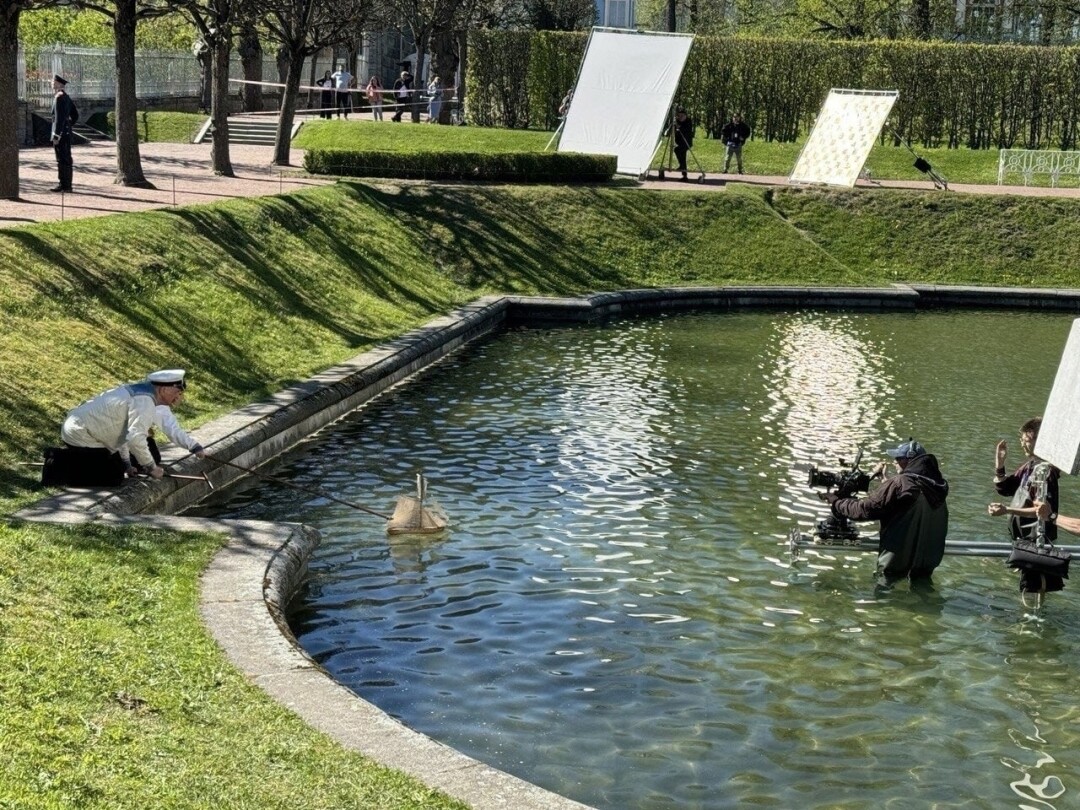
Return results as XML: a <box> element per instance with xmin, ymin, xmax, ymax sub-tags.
<box><xmin>805</xmin><ymin>448</ymin><xmax>873</xmax><ymax>543</ymax></box>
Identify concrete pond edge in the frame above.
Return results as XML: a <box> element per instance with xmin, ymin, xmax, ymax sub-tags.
<box><xmin>14</xmin><ymin>284</ymin><xmax>1080</xmax><ymax>810</ymax></box>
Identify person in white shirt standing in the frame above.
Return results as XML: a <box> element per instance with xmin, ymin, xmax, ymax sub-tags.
<box><xmin>331</xmin><ymin>64</ymin><xmax>354</xmax><ymax>119</ymax></box>
<box><xmin>46</xmin><ymin>370</ymin><xmax>194</xmax><ymax>487</ymax></box>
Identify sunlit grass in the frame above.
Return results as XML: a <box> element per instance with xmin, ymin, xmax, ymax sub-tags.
<box><xmin>4</xmin><ymin>178</ymin><xmax>1080</xmax><ymax>807</ymax></box>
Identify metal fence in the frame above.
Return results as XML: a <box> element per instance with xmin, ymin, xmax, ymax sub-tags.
<box><xmin>19</xmin><ymin>43</ymin><xmax>312</xmax><ymax>109</ymax></box>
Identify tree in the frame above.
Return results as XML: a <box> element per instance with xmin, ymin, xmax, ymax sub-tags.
<box><xmin>75</xmin><ymin>0</ymin><xmax>177</xmax><ymax>188</ymax></box>
<box><xmin>236</xmin><ymin>20</ymin><xmax>262</xmax><ymax>111</ymax></box>
<box><xmin>0</xmin><ymin>0</ymin><xmax>77</xmax><ymax>199</ymax></box>
<box><xmin>178</xmin><ymin>0</ymin><xmax>240</xmax><ymax>175</ymax></box>
<box><xmin>524</xmin><ymin>0</ymin><xmax>595</xmax><ymax>28</ymax></box>
<box><xmin>260</xmin><ymin>0</ymin><xmax>371</xmax><ymax>165</ymax></box>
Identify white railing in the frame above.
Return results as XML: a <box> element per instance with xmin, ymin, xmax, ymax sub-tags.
<box><xmin>998</xmin><ymin>148</ymin><xmax>1080</xmax><ymax>187</ymax></box>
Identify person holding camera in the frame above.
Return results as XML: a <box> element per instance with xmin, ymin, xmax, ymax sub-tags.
<box><xmin>821</xmin><ymin>439</ymin><xmax>950</xmax><ymax>587</ymax></box>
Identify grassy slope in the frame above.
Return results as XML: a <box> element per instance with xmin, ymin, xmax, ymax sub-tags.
<box><xmin>4</xmin><ymin>179</ymin><xmax>1080</xmax><ymax>807</ymax></box>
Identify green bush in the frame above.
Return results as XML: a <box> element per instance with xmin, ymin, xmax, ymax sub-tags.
<box><xmin>303</xmin><ymin>148</ymin><xmax>616</xmax><ymax>182</ymax></box>
<box><xmin>467</xmin><ymin>30</ymin><xmax>1080</xmax><ymax>150</ymax></box>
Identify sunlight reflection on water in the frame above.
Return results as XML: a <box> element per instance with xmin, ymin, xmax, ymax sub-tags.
<box><xmin>204</xmin><ymin>310</ymin><xmax>1080</xmax><ymax>810</ymax></box>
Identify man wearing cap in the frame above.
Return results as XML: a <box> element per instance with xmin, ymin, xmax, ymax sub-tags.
<box><xmin>46</xmin><ymin>370</ymin><xmax>193</xmax><ymax>487</ymax></box>
<box><xmin>822</xmin><ymin>439</ymin><xmax>950</xmax><ymax>586</ymax></box>
<box><xmin>50</xmin><ymin>75</ymin><xmax>76</xmax><ymax>193</ymax></box>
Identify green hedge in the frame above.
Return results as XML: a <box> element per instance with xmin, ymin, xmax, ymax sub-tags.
<box><xmin>466</xmin><ymin>31</ymin><xmax>1080</xmax><ymax>150</ymax></box>
<box><xmin>303</xmin><ymin>149</ymin><xmax>617</xmax><ymax>182</ymax></box>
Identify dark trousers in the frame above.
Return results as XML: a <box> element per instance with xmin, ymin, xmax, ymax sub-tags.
<box><xmin>320</xmin><ymin>91</ymin><xmax>333</xmax><ymax>119</ymax></box>
<box><xmin>42</xmin><ymin>444</ymin><xmax>126</xmax><ymax>487</ymax></box>
<box><xmin>54</xmin><ymin>134</ymin><xmax>73</xmax><ymax>189</ymax></box>
<box><xmin>337</xmin><ymin>92</ymin><xmax>351</xmax><ymax>118</ymax></box>
<box><xmin>674</xmin><ymin>145</ymin><xmax>689</xmax><ymax>174</ymax></box>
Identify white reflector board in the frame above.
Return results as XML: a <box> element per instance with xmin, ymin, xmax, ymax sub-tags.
<box><xmin>790</xmin><ymin>89</ymin><xmax>898</xmax><ymax>188</ymax></box>
<box><xmin>1035</xmin><ymin>318</ymin><xmax>1080</xmax><ymax>475</ymax></box>
<box><xmin>558</xmin><ymin>28</ymin><xmax>694</xmax><ymax>177</ymax></box>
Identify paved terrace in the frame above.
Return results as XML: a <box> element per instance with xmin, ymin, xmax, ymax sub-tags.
<box><xmin>4</xmin><ymin>138</ymin><xmax>1080</xmax><ymax>228</ymax></box>
<box><xmin>0</xmin><ymin>141</ymin><xmax>331</xmax><ymax>227</ymax></box>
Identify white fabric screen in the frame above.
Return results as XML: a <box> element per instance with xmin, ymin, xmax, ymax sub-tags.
<box><xmin>1035</xmin><ymin>318</ymin><xmax>1080</xmax><ymax>475</ymax></box>
<box><xmin>790</xmin><ymin>89</ymin><xmax>898</xmax><ymax>188</ymax></box>
<box><xmin>558</xmin><ymin>28</ymin><xmax>694</xmax><ymax>176</ymax></box>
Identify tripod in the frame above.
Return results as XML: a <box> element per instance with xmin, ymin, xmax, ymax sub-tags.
<box><xmin>656</xmin><ymin>106</ymin><xmax>705</xmax><ymax>183</ymax></box>
<box><xmin>888</xmin><ymin>126</ymin><xmax>949</xmax><ymax>190</ymax></box>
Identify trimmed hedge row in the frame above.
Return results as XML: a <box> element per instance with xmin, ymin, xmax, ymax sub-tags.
<box><xmin>466</xmin><ymin>30</ymin><xmax>1080</xmax><ymax>150</ymax></box>
<box><xmin>303</xmin><ymin>149</ymin><xmax>617</xmax><ymax>182</ymax></box>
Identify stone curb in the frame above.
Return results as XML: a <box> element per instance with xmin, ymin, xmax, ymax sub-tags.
<box><xmin>14</xmin><ymin>284</ymin><xmax>1080</xmax><ymax>810</ymax></box>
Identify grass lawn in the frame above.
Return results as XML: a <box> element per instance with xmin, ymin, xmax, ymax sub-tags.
<box><xmin>290</xmin><ymin>118</ymin><xmax>1025</xmax><ymax>186</ymax></box>
<box><xmin>4</xmin><ymin>179</ymin><xmax>1080</xmax><ymax>807</ymax></box>
<box><xmin>89</xmin><ymin>111</ymin><xmax>208</xmax><ymax>143</ymax></box>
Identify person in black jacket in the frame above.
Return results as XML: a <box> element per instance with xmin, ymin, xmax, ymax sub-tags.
<box><xmin>316</xmin><ymin>70</ymin><xmax>334</xmax><ymax>120</ymax></box>
<box><xmin>50</xmin><ymin>74</ymin><xmax>75</xmax><ymax>192</ymax></box>
<box><xmin>823</xmin><ymin>439</ymin><xmax>950</xmax><ymax>587</ymax></box>
<box><xmin>720</xmin><ymin>112</ymin><xmax>751</xmax><ymax>175</ymax></box>
<box><xmin>672</xmin><ymin>107</ymin><xmax>694</xmax><ymax>181</ymax></box>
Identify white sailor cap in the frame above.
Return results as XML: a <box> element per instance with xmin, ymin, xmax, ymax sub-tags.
<box><xmin>147</xmin><ymin>369</ymin><xmax>187</xmax><ymax>389</ymax></box>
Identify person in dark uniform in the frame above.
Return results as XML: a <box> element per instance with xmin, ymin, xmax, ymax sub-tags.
<box><xmin>823</xmin><ymin>439</ymin><xmax>950</xmax><ymax>587</ymax></box>
<box><xmin>672</xmin><ymin>107</ymin><xmax>694</xmax><ymax>181</ymax></box>
<box><xmin>50</xmin><ymin>74</ymin><xmax>75</xmax><ymax>192</ymax></box>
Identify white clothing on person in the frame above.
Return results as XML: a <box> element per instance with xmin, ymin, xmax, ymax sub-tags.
<box><xmin>153</xmin><ymin>405</ymin><xmax>203</xmax><ymax>454</ymax></box>
<box><xmin>332</xmin><ymin>69</ymin><xmax>353</xmax><ymax>91</ymax></box>
<box><xmin>61</xmin><ymin>381</ymin><xmax>158</xmax><ymax>467</ymax></box>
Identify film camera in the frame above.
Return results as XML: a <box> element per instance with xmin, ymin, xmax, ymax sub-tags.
<box><xmin>807</xmin><ymin>448</ymin><xmax>874</xmax><ymax>542</ymax></box>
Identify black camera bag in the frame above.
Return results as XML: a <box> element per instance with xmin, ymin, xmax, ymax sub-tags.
<box><xmin>1007</xmin><ymin>541</ymin><xmax>1071</xmax><ymax>579</ymax></box>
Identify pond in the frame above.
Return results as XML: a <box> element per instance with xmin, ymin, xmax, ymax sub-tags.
<box><xmin>202</xmin><ymin>309</ymin><xmax>1080</xmax><ymax>810</ymax></box>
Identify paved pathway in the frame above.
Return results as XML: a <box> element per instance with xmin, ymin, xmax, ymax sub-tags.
<box><xmin>4</xmin><ymin>139</ymin><xmax>1080</xmax><ymax>229</ymax></box>
<box><xmin>0</xmin><ymin>141</ymin><xmax>331</xmax><ymax>228</ymax></box>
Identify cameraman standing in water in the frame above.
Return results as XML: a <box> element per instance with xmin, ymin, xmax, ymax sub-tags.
<box><xmin>821</xmin><ymin>439</ymin><xmax>950</xmax><ymax>587</ymax></box>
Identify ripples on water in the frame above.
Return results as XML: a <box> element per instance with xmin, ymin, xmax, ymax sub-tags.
<box><xmin>205</xmin><ymin>310</ymin><xmax>1080</xmax><ymax>810</ymax></box>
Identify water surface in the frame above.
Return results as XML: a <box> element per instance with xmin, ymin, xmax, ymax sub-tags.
<box><xmin>205</xmin><ymin>310</ymin><xmax>1080</xmax><ymax>810</ymax></box>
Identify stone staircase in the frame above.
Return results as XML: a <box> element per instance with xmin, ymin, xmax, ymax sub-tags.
<box><xmin>72</xmin><ymin>122</ymin><xmax>111</xmax><ymax>143</ymax></box>
<box><xmin>193</xmin><ymin>115</ymin><xmax>302</xmax><ymax>146</ymax></box>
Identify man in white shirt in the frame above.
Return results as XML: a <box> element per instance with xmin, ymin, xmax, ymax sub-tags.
<box><xmin>331</xmin><ymin>64</ymin><xmax>353</xmax><ymax>119</ymax></box>
<box><xmin>46</xmin><ymin>370</ymin><xmax>195</xmax><ymax>487</ymax></box>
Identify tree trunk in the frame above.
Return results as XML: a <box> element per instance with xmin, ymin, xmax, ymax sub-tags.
<box><xmin>210</xmin><ymin>34</ymin><xmax>234</xmax><ymax>176</ymax></box>
<box><xmin>307</xmin><ymin>46</ymin><xmax>321</xmax><ymax>108</ymax></box>
<box><xmin>412</xmin><ymin>37</ymin><xmax>427</xmax><ymax>123</ymax></box>
<box><xmin>274</xmin><ymin>52</ymin><xmax>304</xmax><ymax>166</ymax></box>
<box><xmin>666</xmin><ymin>0</ymin><xmax>677</xmax><ymax>32</ymax></box>
<box><xmin>430</xmin><ymin>29</ymin><xmax>457</xmax><ymax>125</ymax></box>
<box><xmin>0</xmin><ymin>4</ymin><xmax>22</xmax><ymax>200</ymax></box>
<box><xmin>113</xmin><ymin>0</ymin><xmax>153</xmax><ymax>187</ymax></box>
<box><xmin>238</xmin><ymin>24</ymin><xmax>262</xmax><ymax>112</ymax></box>
<box><xmin>456</xmin><ymin>29</ymin><xmax>468</xmax><ymax>120</ymax></box>
<box><xmin>912</xmin><ymin>0</ymin><xmax>930</xmax><ymax>38</ymax></box>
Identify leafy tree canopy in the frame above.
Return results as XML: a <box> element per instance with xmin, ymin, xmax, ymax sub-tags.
<box><xmin>20</xmin><ymin>7</ymin><xmax>197</xmax><ymax>52</ymax></box>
